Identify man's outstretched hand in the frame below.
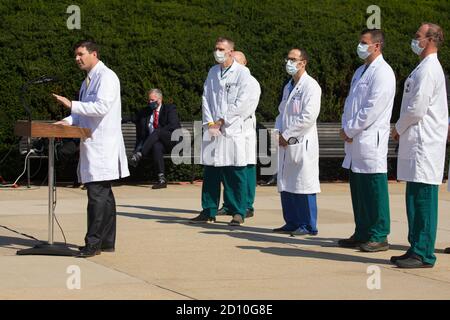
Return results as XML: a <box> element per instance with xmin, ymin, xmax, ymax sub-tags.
<box><xmin>52</xmin><ymin>93</ymin><xmax>72</xmax><ymax>109</ymax></box>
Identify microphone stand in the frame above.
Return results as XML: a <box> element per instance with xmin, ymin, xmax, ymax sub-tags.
<box><xmin>20</xmin><ymin>80</ymin><xmax>34</xmax><ymax>188</ymax></box>
<box><xmin>19</xmin><ymin>76</ymin><xmax>57</xmax><ymax>188</ymax></box>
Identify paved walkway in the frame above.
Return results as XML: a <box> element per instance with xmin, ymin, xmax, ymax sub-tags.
<box><xmin>0</xmin><ymin>182</ymin><xmax>449</xmax><ymax>299</ymax></box>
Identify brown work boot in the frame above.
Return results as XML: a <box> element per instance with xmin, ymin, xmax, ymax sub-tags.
<box><xmin>360</xmin><ymin>241</ymin><xmax>389</xmax><ymax>252</ymax></box>
<box><xmin>229</xmin><ymin>214</ymin><xmax>244</xmax><ymax>226</ymax></box>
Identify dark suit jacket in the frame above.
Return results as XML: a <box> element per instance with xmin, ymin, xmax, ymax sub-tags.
<box><xmin>124</xmin><ymin>103</ymin><xmax>181</xmax><ymax>152</ymax></box>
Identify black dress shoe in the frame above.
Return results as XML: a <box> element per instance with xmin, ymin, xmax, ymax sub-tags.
<box><xmin>444</xmin><ymin>247</ymin><xmax>450</xmax><ymax>254</ymax></box>
<box><xmin>272</xmin><ymin>226</ymin><xmax>296</xmax><ymax>234</ymax></box>
<box><xmin>259</xmin><ymin>175</ymin><xmax>277</xmax><ymax>186</ymax></box>
<box><xmin>246</xmin><ymin>209</ymin><xmax>254</xmax><ymax>218</ymax></box>
<box><xmin>152</xmin><ymin>180</ymin><xmax>167</xmax><ymax>189</ymax></box>
<box><xmin>337</xmin><ymin>235</ymin><xmax>363</xmax><ymax>248</ymax></box>
<box><xmin>77</xmin><ymin>245</ymin><xmax>101</xmax><ymax>258</ymax></box>
<box><xmin>390</xmin><ymin>252</ymin><xmax>411</xmax><ymax>264</ymax></box>
<box><xmin>189</xmin><ymin>213</ymin><xmax>216</xmax><ymax>224</ymax></box>
<box><xmin>78</xmin><ymin>246</ymin><xmax>115</xmax><ymax>252</ymax></box>
<box><xmin>395</xmin><ymin>253</ymin><xmax>433</xmax><ymax>269</ymax></box>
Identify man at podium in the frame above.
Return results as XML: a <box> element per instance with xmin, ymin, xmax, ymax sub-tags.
<box><xmin>53</xmin><ymin>40</ymin><xmax>130</xmax><ymax>257</ymax></box>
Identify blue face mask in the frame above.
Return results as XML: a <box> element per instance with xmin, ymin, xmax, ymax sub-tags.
<box><xmin>148</xmin><ymin>101</ymin><xmax>158</xmax><ymax>111</ymax></box>
<box><xmin>357</xmin><ymin>43</ymin><xmax>372</xmax><ymax>60</ymax></box>
<box><xmin>285</xmin><ymin>60</ymin><xmax>299</xmax><ymax>76</ymax></box>
<box><xmin>411</xmin><ymin>39</ymin><xmax>424</xmax><ymax>56</ymax></box>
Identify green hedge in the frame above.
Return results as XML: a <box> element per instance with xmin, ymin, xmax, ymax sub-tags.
<box><xmin>0</xmin><ymin>0</ymin><xmax>448</xmax><ymax>181</ymax></box>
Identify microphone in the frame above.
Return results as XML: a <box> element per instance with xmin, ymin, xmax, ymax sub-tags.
<box><xmin>31</xmin><ymin>76</ymin><xmax>58</xmax><ymax>84</ymax></box>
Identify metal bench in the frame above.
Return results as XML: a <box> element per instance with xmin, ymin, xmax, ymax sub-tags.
<box><xmin>257</xmin><ymin>122</ymin><xmax>398</xmax><ymax>159</ymax></box>
<box><xmin>122</xmin><ymin>121</ymin><xmax>199</xmax><ymax>182</ymax></box>
<box><xmin>18</xmin><ymin>122</ymin><xmax>399</xmax><ymax>185</ymax></box>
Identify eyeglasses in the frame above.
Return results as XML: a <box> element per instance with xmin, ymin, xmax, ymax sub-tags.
<box><xmin>284</xmin><ymin>58</ymin><xmax>304</xmax><ymax>63</ymax></box>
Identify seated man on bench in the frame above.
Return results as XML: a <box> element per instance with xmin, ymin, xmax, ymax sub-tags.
<box><xmin>128</xmin><ymin>88</ymin><xmax>181</xmax><ymax>189</ymax></box>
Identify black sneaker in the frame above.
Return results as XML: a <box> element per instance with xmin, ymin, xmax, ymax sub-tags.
<box><xmin>189</xmin><ymin>213</ymin><xmax>216</xmax><ymax>224</ymax></box>
<box><xmin>444</xmin><ymin>247</ymin><xmax>450</xmax><ymax>254</ymax></box>
<box><xmin>390</xmin><ymin>252</ymin><xmax>411</xmax><ymax>264</ymax></box>
<box><xmin>338</xmin><ymin>235</ymin><xmax>363</xmax><ymax>248</ymax></box>
<box><xmin>246</xmin><ymin>209</ymin><xmax>254</xmax><ymax>218</ymax></box>
<box><xmin>395</xmin><ymin>253</ymin><xmax>433</xmax><ymax>269</ymax></box>
<box><xmin>229</xmin><ymin>214</ymin><xmax>244</xmax><ymax>226</ymax></box>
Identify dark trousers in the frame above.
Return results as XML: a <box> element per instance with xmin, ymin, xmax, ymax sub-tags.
<box><xmin>85</xmin><ymin>181</ymin><xmax>116</xmax><ymax>249</ymax></box>
<box><xmin>140</xmin><ymin>129</ymin><xmax>173</xmax><ymax>175</ymax></box>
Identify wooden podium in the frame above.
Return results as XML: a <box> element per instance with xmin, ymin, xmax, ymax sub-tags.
<box><xmin>14</xmin><ymin>121</ymin><xmax>91</xmax><ymax>256</ymax></box>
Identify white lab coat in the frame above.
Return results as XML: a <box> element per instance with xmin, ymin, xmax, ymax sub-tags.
<box><xmin>64</xmin><ymin>61</ymin><xmax>130</xmax><ymax>184</ymax></box>
<box><xmin>226</xmin><ymin>67</ymin><xmax>260</xmax><ymax>165</ymax></box>
<box><xmin>243</xmin><ymin>74</ymin><xmax>260</xmax><ymax>165</ymax></box>
<box><xmin>396</xmin><ymin>53</ymin><xmax>448</xmax><ymax>185</ymax></box>
<box><xmin>445</xmin><ymin>75</ymin><xmax>450</xmax><ymax>191</ymax></box>
<box><xmin>275</xmin><ymin>72</ymin><xmax>321</xmax><ymax>194</ymax></box>
<box><xmin>201</xmin><ymin>61</ymin><xmax>255</xmax><ymax>166</ymax></box>
<box><xmin>342</xmin><ymin>55</ymin><xmax>396</xmax><ymax>173</ymax></box>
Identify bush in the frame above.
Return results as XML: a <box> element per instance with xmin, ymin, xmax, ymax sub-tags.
<box><xmin>0</xmin><ymin>0</ymin><xmax>448</xmax><ymax>182</ymax></box>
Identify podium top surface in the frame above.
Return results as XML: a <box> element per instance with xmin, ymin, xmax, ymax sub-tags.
<box><xmin>15</xmin><ymin>121</ymin><xmax>91</xmax><ymax>138</ymax></box>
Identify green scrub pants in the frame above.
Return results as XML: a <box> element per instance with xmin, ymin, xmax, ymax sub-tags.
<box><xmin>405</xmin><ymin>182</ymin><xmax>439</xmax><ymax>265</ymax></box>
<box><xmin>201</xmin><ymin>165</ymin><xmax>247</xmax><ymax>218</ymax></box>
<box><xmin>349</xmin><ymin>170</ymin><xmax>390</xmax><ymax>243</ymax></box>
<box><xmin>221</xmin><ymin>164</ymin><xmax>256</xmax><ymax>212</ymax></box>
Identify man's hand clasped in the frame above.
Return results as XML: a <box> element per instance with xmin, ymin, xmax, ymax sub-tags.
<box><xmin>339</xmin><ymin>128</ymin><xmax>353</xmax><ymax>143</ymax></box>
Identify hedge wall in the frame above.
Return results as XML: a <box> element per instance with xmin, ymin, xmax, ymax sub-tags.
<box><xmin>0</xmin><ymin>0</ymin><xmax>448</xmax><ymax>181</ymax></box>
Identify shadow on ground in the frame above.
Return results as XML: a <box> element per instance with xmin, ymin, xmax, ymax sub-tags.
<box><xmin>0</xmin><ymin>235</ymin><xmax>79</xmax><ymax>251</ymax></box>
<box><xmin>116</xmin><ymin>206</ymin><xmax>423</xmax><ymax>266</ymax></box>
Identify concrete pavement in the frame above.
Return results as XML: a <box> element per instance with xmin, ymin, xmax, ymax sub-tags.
<box><xmin>0</xmin><ymin>182</ymin><xmax>449</xmax><ymax>299</ymax></box>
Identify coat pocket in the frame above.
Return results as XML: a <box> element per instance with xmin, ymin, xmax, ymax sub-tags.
<box><xmin>398</xmin><ymin>124</ymin><xmax>420</xmax><ymax>159</ymax></box>
<box><xmin>355</xmin><ymin>130</ymin><xmax>377</xmax><ymax>159</ymax></box>
<box><xmin>286</xmin><ymin>142</ymin><xmax>304</xmax><ymax>165</ymax></box>
<box><xmin>224</xmin><ymin>117</ymin><xmax>243</xmax><ymax>136</ymax></box>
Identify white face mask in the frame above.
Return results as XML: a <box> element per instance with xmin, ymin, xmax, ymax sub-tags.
<box><xmin>356</xmin><ymin>43</ymin><xmax>373</xmax><ymax>60</ymax></box>
<box><xmin>214</xmin><ymin>50</ymin><xmax>226</xmax><ymax>64</ymax></box>
<box><xmin>285</xmin><ymin>60</ymin><xmax>299</xmax><ymax>76</ymax></box>
<box><xmin>411</xmin><ymin>39</ymin><xmax>425</xmax><ymax>56</ymax></box>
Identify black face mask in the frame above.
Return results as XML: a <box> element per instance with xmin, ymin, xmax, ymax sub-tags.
<box><xmin>148</xmin><ymin>101</ymin><xmax>158</xmax><ymax>111</ymax></box>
